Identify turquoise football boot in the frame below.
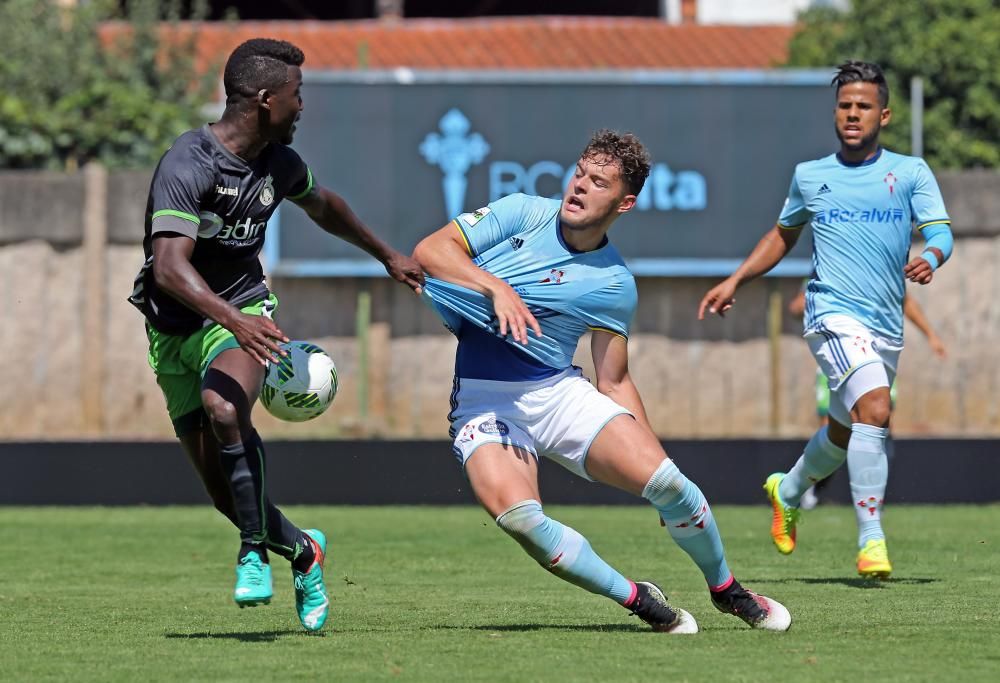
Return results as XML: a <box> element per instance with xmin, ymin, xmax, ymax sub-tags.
<box><xmin>234</xmin><ymin>551</ymin><xmax>273</xmax><ymax>607</ymax></box>
<box><xmin>293</xmin><ymin>529</ymin><xmax>330</xmax><ymax>631</ymax></box>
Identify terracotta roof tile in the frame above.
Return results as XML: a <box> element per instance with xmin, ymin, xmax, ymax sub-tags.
<box><xmin>101</xmin><ymin>17</ymin><xmax>793</xmax><ymax>74</ymax></box>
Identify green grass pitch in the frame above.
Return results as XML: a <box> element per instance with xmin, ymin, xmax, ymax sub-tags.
<box><xmin>1</xmin><ymin>505</ymin><xmax>997</xmax><ymax>682</ymax></box>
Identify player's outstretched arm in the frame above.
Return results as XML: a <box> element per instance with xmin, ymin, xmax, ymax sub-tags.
<box><xmin>698</xmin><ymin>224</ymin><xmax>800</xmax><ymax>319</ymax></box>
<box><xmin>903</xmin><ymin>296</ymin><xmax>947</xmax><ymax>358</ymax></box>
<box><xmin>591</xmin><ymin>330</ymin><xmax>655</xmax><ymax>434</ymax></box>
<box><xmin>152</xmin><ymin>235</ymin><xmax>288</xmax><ymax>365</ymax></box>
<box><xmin>413</xmin><ymin>224</ymin><xmax>540</xmax><ymax>344</ymax></box>
<box><xmin>292</xmin><ymin>185</ymin><xmax>424</xmax><ymax>293</ymax></box>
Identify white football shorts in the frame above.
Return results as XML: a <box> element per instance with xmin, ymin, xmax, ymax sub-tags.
<box><xmin>449</xmin><ymin>367</ymin><xmax>632</xmax><ymax>481</ymax></box>
<box><xmin>805</xmin><ymin>314</ymin><xmax>903</xmax><ymax>425</ymax></box>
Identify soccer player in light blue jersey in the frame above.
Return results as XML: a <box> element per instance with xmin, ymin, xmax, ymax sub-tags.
<box><xmin>699</xmin><ymin>61</ymin><xmax>954</xmax><ymax>578</ymax></box>
<box><xmin>414</xmin><ymin>130</ymin><xmax>791</xmax><ymax>633</ymax></box>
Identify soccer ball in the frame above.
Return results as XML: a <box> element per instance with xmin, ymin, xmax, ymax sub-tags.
<box><xmin>260</xmin><ymin>341</ymin><xmax>338</xmax><ymax>422</ymax></box>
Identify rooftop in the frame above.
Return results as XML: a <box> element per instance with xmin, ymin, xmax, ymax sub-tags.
<box><xmin>102</xmin><ymin>17</ymin><xmax>795</xmax><ymax>72</ymax></box>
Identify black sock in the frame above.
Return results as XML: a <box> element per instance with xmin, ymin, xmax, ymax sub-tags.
<box><xmin>290</xmin><ymin>532</ymin><xmax>316</xmax><ymax>573</ymax></box>
<box><xmin>265</xmin><ymin>502</ymin><xmax>315</xmax><ymax>570</ymax></box>
<box><xmin>710</xmin><ymin>578</ymin><xmax>743</xmax><ymax>599</ymax></box>
<box><xmin>219</xmin><ymin>439</ymin><xmax>267</xmax><ymax>551</ymax></box>
<box><xmin>238</xmin><ymin>542</ymin><xmax>268</xmax><ymax>563</ymax></box>
<box><xmin>239</xmin><ymin>431</ymin><xmax>315</xmax><ymax>571</ymax></box>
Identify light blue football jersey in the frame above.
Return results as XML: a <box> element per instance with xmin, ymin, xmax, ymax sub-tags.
<box><xmin>422</xmin><ymin>193</ymin><xmax>637</xmax><ymax>381</ymax></box>
<box><xmin>778</xmin><ymin>148</ymin><xmax>950</xmax><ymax>339</ymax></box>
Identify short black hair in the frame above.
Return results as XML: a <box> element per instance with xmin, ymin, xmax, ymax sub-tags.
<box><xmin>832</xmin><ymin>60</ymin><xmax>889</xmax><ymax>108</ymax></box>
<box><xmin>224</xmin><ymin>38</ymin><xmax>305</xmax><ymax>100</ymax></box>
<box><xmin>581</xmin><ymin>130</ymin><xmax>651</xmax><ymax>196</ymax></box>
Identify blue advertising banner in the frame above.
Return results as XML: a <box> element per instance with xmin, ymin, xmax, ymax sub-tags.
<box><xmin>268</xmin><ymin>70</ymin><xmax>836</xmax><ymax>276</ymax></box>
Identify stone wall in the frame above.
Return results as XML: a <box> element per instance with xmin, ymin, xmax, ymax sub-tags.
<box><xmin>1</xmin><ymin>168</ymin><xmax>997</xmax><ymax>439</ymax></box>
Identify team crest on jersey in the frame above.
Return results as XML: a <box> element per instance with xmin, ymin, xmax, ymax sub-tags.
<box><xmin>884</xmin><ymin>172</ymin><xmax>897</xmax><ymax>195</ymax></box>
<box><xmin>459</xmin><ymin>206</ymin><xmax>491</xmax><ymax>228</ymax></box>
<box><xmin>259</xmin><ymin>174</ymin><xmax>275</xmax><ymax>206</ymax></box>
<box><xmin>539</xmin><ymin>268</ymin><xmax>565</xmax><ymax>284</ymax></box>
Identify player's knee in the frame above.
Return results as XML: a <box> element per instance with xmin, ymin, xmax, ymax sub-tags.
<box><xmin>641</xmin><ymin>458</ymin><xmax>686</xmax><ymax>507</ymax></box>
<box><xmin>852</xmin><ymin>392</ymin><xmax>891</xmax><ymax>427</ymax></box>
<box><xmin>496</xmin><ymin>500</ymin><xmax>568</xmax><ymax>568</ymax></box>
<box><xmin>496</xmin><ymin>500</ymin><xmax>545</xmax><ymax>537</ymax></box>
<box><xmin>203</xmin><ymin>395</ymin><xmax>240</xmax><ymax>434</ymax></box>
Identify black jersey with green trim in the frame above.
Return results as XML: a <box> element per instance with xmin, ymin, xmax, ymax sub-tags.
<box><xmin>128</xmin><ymin>124</ymin><xmax>313</xmax><ymax>335</ymax></box>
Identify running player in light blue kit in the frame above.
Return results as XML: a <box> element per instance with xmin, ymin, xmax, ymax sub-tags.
<box><xmin>699</xmin><ymin>62</ymin><xmax>954</xmax><ymax>578</ymax></box>
<box><xmin>414</xmin><ymin>130</ymin><xmax>791</xmax><ymax>633</ymax></box>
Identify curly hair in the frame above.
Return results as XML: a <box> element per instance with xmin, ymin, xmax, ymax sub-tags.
<box><xmin>833</xmin><ymin>60</ymin><xmax>889</xmax><ymax>108</ymax></box>
<box><xmin>580</xmin><ymin>130</ymin><xmax>651</xmax><ymax>196</ymax></box>
<box><xmin>224</xmin><ymin>38</ymin><xmax>305</xmax><ymax>100</ymax></box>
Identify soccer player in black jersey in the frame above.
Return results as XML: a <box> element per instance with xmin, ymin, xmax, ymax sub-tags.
<box><xmin>128</xmin><ymin>38</ymin><xmax>423</xmax><ymax>630</ymax></box>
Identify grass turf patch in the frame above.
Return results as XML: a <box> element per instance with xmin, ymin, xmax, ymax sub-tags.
<box><xmin>0</xmin><ymin>505</ymin><xmax>997</xmax><ymax>682</ymax></box>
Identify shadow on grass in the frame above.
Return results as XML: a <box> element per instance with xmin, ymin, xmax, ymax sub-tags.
<box><xmin>459</xmin><ymin>624</ymin><xmax>646</xmax><ymax>633</ymax></box>
<box><xmin>164</xmin><ymin>629</ymin><xmax>320</xmax><ymax>642</ymax></box>
<box><xmin>744</xmin><ymin>577</ymin><xmax>939</xmax><ymax>589</ymax></box>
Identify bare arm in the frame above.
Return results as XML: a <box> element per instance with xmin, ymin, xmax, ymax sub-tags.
<box><xmin>412</xmin><ymin>223</ymin><xmax>540</xmax><ymax>343</ymax></box>
<box><xmin>903</xmin><ymin>295</ymin><xmax>947</xmax><ymax>358</ymax></box>
<box><xmin>788</xmin><ymin>289</ymin><xmax>806</xmax><ymax>317</ymax></box>
<box><xmin>152</xmin><ymin>235</ymin><xmax>287</xmax><ymax>365</ymax></box>
<box><xmin>591</xmin><ymin>330</ymin><xmax>655</xmax><ymax>434</ymax></box>
<box><xmin>293</xmin><ymin>185</ymin><xmax>423</xmax><ymax>292</ymax></box>
<box><xmin>698</xmin><ymin>224</ymin><xmax>801</xmax><ymax>319</ymax></box>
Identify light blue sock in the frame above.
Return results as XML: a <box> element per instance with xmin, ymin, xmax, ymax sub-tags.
<box><xmin>496</xmin><ymin>500</ymin><xmax>635</xmax><ymax>605</ymax></box>
<box><xmin>848</xmin><ymin>423</ymin><xmax>889</xmax><ymax>547</ymax></box>
<box><xmin>779</xmin><ymin>425</ymin><xmax>848</xmax><ymax>507</ymax></box>
<box><xmin>643</xmin><ymin>459</ymin><xmax>732</xmax><ymax>589</ymax></box>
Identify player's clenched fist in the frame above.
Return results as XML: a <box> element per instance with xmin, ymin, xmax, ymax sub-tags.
<box><xmin>903</xmin><ymin>256</ymin><xmax>934</xmax><ymax>285</ymax></box>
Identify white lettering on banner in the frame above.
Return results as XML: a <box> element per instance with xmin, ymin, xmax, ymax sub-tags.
<box><xmin>488</xmin><ymin>161</ymin><xmax>707</xmax><ymax>211</ymax></box>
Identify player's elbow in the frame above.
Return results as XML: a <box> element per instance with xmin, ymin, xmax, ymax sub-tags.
<box><xmin>411</xmin><ymin>238</ymin><xmax>429</xmax><ymax>266</ymax></box>
<box><xmin>412</xmin><ymin>237</ymin><xmax>439</xmax><ymax>272</ymax></box>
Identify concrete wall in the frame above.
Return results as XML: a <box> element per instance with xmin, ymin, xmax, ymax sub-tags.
<box><xmin>1</xmin><ymin>168</ymin><xmax>998</xmax><ymax>439</ymax></box>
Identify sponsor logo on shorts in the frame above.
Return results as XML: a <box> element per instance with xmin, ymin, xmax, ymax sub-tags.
<box><xmin>477</xmin><ymin>418</ymin><xmax>509</xmax><ymax>436</ymax></box>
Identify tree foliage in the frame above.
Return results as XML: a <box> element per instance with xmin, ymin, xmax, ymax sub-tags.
<box><xmin>786</xmin><ymin>0</ymin><xmax>1000</xmax><ymax>169</ymax></box>
<box><xmin>0</xmin><ymin>0</ymin><xmax>216</xmax><ymax>170</ymax></box>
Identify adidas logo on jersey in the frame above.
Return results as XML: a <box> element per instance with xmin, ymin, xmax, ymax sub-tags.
<box><xmin>508</xmin><ymin>237</ymin><xmax>524</xmax><ymax>250</ymax></box>
<box><xmin>818</xmin><ymin>183</ymin><xmax>831</xmax><ymax>195</ymax></box>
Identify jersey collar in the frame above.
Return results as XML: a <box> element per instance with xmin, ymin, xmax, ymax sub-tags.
<box><xmin>836</xmin><ymin>147</ymin><xmax>883</xmax><ymax>168</ymax></box>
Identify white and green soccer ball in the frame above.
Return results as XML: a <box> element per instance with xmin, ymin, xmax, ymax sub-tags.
<box><xmin>260</xmin><ymin>341</ymin><xmax>338</xmax><ymax>422</ymax></box>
